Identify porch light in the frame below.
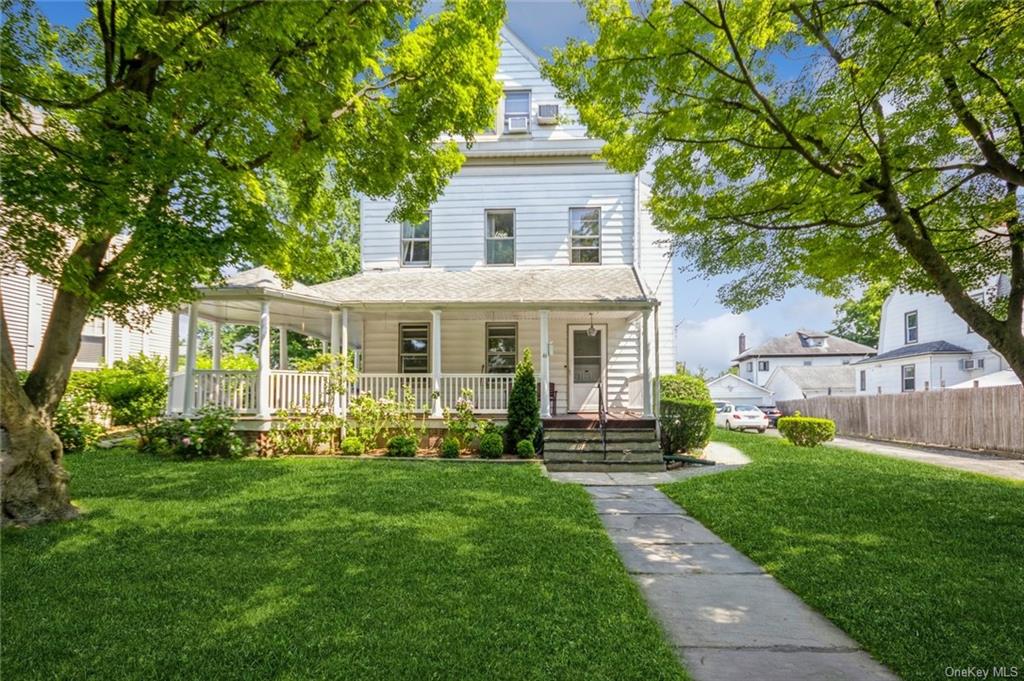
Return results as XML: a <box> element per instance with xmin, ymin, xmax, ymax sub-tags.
<box><xmin>587</xmin><ymin>313</ymin><xmax>597</xmax><ymax>337</ymax></box>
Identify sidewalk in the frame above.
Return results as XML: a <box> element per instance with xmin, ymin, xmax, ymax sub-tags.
<box><xmin>584</xmin><ymin>482</ymin><xmax>898</xmax><ymax>681</ymax></box>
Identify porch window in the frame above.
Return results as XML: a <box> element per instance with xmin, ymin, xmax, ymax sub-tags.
<box><xmin>570</xmin><ymin>207</ymin><xmax>601</xmax><ymax>264</ymax></box>
<box><xmin>901</xmin><ymin>364</ymin><xmax>915</xmax><ymax>392</ymax></box>
<box><xmin>904</xmin><ymin>310</ymin><xmax>918</xmax><ymax>344</ymax></box>
<box><xmin>76</xmin><ymin>317</ymin><xmax>106</xmax><ymax>365</ymax></box>
<box><xmin>485</xmin><ymin>210</ymin><xmax>515</xmax><ymax>265</ymax></box>
<box><xmin>401</xmin><ymin>215</ymin><xmax>430</xmax><ymax>267</ymax></box>
<box><xmin>399</xmin><ymin>323</ymin><xmax>429</xmax><ymax>373</ymax></box>
<box><xmin>485</xmin><ymin>324</ymin><xmax>517</xmax><ymax>373</ymax></box>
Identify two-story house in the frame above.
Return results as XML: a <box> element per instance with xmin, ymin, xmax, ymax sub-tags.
<box><xmin>166</xmin><ymin>28</ymin><xmax>675</xmax><ymax>464</ymax></box>
<box><xmin>856</xmin><ymin>275</ymin><xmax>1014</xmax><ymax>394</ymax></box>
<box><xmin>733</xmin><ymin>330</ymin><xmax>876</xmax><ymax>387</ymax></box>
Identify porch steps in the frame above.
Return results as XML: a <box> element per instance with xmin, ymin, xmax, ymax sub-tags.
<box><xmin>543</xmin><ymin>426</ymin><xmax>665</xmax><ymax>473</ymax></box>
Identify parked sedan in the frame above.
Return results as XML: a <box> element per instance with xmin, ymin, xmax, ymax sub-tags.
<box><xmin>759</xmin><ymin>405</ymin><xmax>782</xmax><ymax>428</ymax></box>
<box><xmin>716</xmin><ymin>404</ymin><xmax>769</xmax><ymax>433</ymax></box>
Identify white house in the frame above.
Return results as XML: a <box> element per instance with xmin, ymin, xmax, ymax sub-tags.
<box><xmin>856</xmin><ymin>275</ymin><xmax>1013</xmax><ymax>394</ymax></box>
<box><xmin>706</xmin><ymin>373</ymin><xmax>773</xmax><ymax>407</ymax></box>
<box><xmin>763</xmin><ymin>365</ymin><xmax>857</xmax><ymax>403</ymax></box>
<box><xmin>733</xmin><ymin>329</ymin><xmax>875</xmax><ymax>387</ymax></box>
<box><xmin>165</xmin><ymin>28</ymin><xmax>674</xmax><ymax>470</ymax></box>
<box><xmin>1</xmin><ymin>263</ymin><xmax>174</xmax><ymax>371</ymax></box>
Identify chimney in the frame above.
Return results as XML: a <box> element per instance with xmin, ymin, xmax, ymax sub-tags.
<box><xmin>738</xmin><ymin>333</ymin><xmax>747</xmax><ymax>354</ymax></box>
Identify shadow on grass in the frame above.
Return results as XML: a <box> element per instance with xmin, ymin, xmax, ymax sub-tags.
<box><xmin>2</xmin><ymin>450</ymin><xmax>687</xmax><ymax>681</ymax></box>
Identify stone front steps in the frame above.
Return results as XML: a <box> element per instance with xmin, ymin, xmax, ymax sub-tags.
<box><xmin>543</xmin><ymin>426</ymin><xmax>665</xmax><ymax>472</ymax></box>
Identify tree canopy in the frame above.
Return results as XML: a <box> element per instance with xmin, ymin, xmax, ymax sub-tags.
<box><xmin>546</xmin><ymin>0</ymin><xmax>1024</xmax><ymax>381</ymax></box>
<box><xmin>829</xmin><ymin>281</ymin><xmax>892</xmax><ymax>348</ymax></box>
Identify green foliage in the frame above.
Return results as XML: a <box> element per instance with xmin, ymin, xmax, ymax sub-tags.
<box><xmin>659</xmin><ymin>398</ymin><xmax>715</xmax><ymax>453</ymax></box>
<box><xmin>52</xmin><ymin>371</ymin><xmax>106</xmax><ymax>453</ymax></box>
<box><xmin>777</xmin><ymin>417</ymin><xmax>837</xmax><ymax>448</ymax></box>
<box><xmin>506</xmin><ymin>348</ymin><xmax>539</xmax><ymax>447</ymax></box>
<box><xmin>386</xmin><ymin>435</ymin><xmax>418</xmax><ymax>458</ymax></box>
<box><xmin>478</xmin><ymin>432</ymin><xmax>504</xmax><ymax>459</ymax></box>
<box><xmin>546</xmin><ymin>1</ymin><xmax>1024</xmax><ymax>379</ymax></box>
<box><xmin>150</xmin><ymin>407</ymin><xmax>247</xmax><ymax>459</ymax></box>
<box><xmin>516</xmin><ymin>439</ymin><xmax>536</xmax><ymax>459</ymax></box>
<box><xmin>660</xmin><ymin>373</ymin><xmax>711</xmax><ymax>402</ymax></box>
<box><xmin>340</xmin><ymin>436</ymin><xmax>365</xmax><ymax>457</ymax></box>
<box><xmin>265</xmin><ymin>406</ymin><xmax>341</xmax><ymax>457</ymax></box>
<box><xmin>194</xmin><ymin>354</ymin><xmax>258</xmax><ymax>371</ymax></box>
<box><xmin>442</xmin><ymin>388</ymin><xmax>485</xmax><ymax>449</ymax></box>
<box><xmin>347</xmin><ymin>393</ymin><xmax>389</xmax><ymax>452</ymax></box>
<box><xmin>439</xmin><ymin>436</ymin><xmax>461</xmax><ymax>459</ymax></box>
<box><xmin>829</xmin><ymin>281</ymin><xmax>893</xmax><ymax>348</ymax></box>
<box><xmin>96</xmin><ymin>354</ymin><xmax>167</xmax><ymax>447</ymax></box>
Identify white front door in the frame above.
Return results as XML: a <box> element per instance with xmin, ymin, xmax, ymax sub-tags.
<box><xmin>568</xmin><ymin>325</ymin><xmax>605</xmax><ymax>412</ymax></box>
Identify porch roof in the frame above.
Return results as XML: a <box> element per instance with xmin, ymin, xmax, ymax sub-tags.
<box><xmin>309</xmin><ymin>266</ymin><xmax>650</xmax><ymax>308</ymax></box>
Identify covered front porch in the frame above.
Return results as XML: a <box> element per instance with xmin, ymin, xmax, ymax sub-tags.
<box><xmin>166</xmin><ymin>267</ymin><xmax>662</xmax><ymax>423</ymax></box>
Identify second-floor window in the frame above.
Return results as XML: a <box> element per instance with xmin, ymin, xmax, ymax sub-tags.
<box><xmin>757</xmin><ymin>360</ymin><xmax>769</xmax><ymax>372</ymax></box>
<box><xmin>904</xmin><ymin>310</ymin><xmax>918</xmax><ymax>344</ymax></box>
<box><xmin>504</xmin><ymin>90</ymin><xmax>530</xmax><ymax>133</ymax></box>
<box><xmin>901</xmin><ymin>364</ymin><xmax>916</xmax><ymax>392</ymax></box>
<box><xmin>485</xmin><ymin>210</ymin><xmax>515</xmax><ymax>265</ymax></box>
<box><xmin>570</xmin><ymin>207</ymin><xmax>601</xmax><ymax>264</ymax></box>
<box><xmin>77</xmin><ymin>317</ymin><xmax>106</xmax><ymax>365</ymax></box>
<box><xmin>401</xmin><ymin>215</ymin><xmax>430</xmax><ymax>267</ymax></box>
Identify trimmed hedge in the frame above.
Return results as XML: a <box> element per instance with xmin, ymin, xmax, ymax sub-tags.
<box><xmin>479</xmin><ymin>432</ymin><xmax>504</xmax><ymax>459</ymax></box>
<box><xmin>660</xmin><ymin>373</ymin><xmax>711</xmax><ymax>402</ymax></box>
<box><xmin>439</xmin><ymin>436</ymin><xmax>461</xmax><ymax>459</ymax></box>
<box><xmin>386</xmin><ymin>435</ymin><xmax>418</xmax><ymax>457</ymax></box>
<box><xmin>660</xmin><ymin>397</ymin><xmax>715</xmax><ymax>453</ymax></box>
<box><xmin>516</xmin><ymin>439</ymin><xmax>535</xmax><ymax>459</ymax></box>
<box><xmin>777</xmin><ymin>416</ymin><xmax>836</xmax><ymax>447</ymax></box>
<box><xmin>340</xmin><ymin>436</ymin><xmax>365</xmax><ymax>456</ymax></box>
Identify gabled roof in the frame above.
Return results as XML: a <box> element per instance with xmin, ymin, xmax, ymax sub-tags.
<box><xmin>856</xmin><ymin>340</ymin><xmax>970</xmax><ymax>364</ymax></box>
<box><xmin>198</xmin><ymin>266</ymin><xmax>333</xmax><ymax>306</ymax></box>
<box><xmin>705</xmin><ymin>373</ymin><xmax>773</xmax><ymax>393</ymax></box>
<box><xmin>309</xmin><ymin>266</ymin><xmax>649</xmax><ymax>307</ymax></box>
<box><xmin>766</xmin><ymin>365</ymin><xmax>855</xmax><ymax>390</ymax></box>
<box><xmin>734</xmin><ymin>329</ymin><xmax>876</xmax><ymax>361</ymax></box>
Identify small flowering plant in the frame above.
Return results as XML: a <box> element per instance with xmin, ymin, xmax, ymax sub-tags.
<box><xmin>149</xmin><ymin>407</ymin><xmax>247</xmax><ymax>459</ymax></box>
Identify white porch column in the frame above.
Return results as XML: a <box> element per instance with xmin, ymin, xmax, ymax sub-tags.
<box><xmin>183</xmin><ymin>304</ymin><xmax>199</xmax><ymax>416</ymax></box>
<box><xmin>330</xmin><ymin>310</ymin><xmax>341</xmax><ymax>416</ymax></box>
<box><xmin>166</xmin><ymin>310</ymin><xmax>180</xmax><ymax>415</ymax></box>
<box><xmin>212</xmin><ymin>322</ymin><xmax>222</xmax><ymax>370</ymax></box>
<box><xmin>642</xmin><ymin>306</ymin><xmax>654</xmax><ymax>418</ymax></box>
<box><xmin>257</xmin><ymin>300</ymin><xmax>271</xmax><ymax>418</ymax></box>
<box><xmin>653</xmin><ymin>302</ymin><xmax>662</xmax><ymax>436</ymax></box>
<box><xmin>539</xmin><ymin>309</ymin><xmax>551</xmax><ymax>418</ymax></box>
<box><xmin>431</xmin><ymin>309</ymin><xmax>442</xmax><ymax>417</ymax></box>
<box><xmin>277</xmin><ymin>325</ymin><xmax>288</xmax><ymax>369</ymax></box>
<box><xmin>341</xmin><ymin>308</ymin><xmax>349</xmax><ymax>419</ymax></box>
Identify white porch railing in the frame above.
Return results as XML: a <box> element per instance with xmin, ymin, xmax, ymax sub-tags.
<box><xmin>439</xmin><ymin>374</ymin><xmax>514</xmax><ymax>413</ymax></box>
<box><xmin>194</xmin><ymin>370</ymin><xmax>259</xmax><ymax>414</ymax></box>
<box><xmin>355</xmin><ymin>374</ymin><xmax>434</xmax><ymax>411</ymax></box>
<box><xmin>270</xmin><ymin>370</ymin><xmax>333</xmax><ymax>412</ymax></box>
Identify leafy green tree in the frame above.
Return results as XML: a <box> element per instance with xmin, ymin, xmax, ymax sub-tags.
<box><xmin>506</xmin><ymin>348</ymin><xmax>540</xmax><ymax>449</ymax></box>
<box><xmin>0</xmin><ymin>0</ymin><xmax>503</xmax><ymax>524</ymax></box>
<box><xmin>829</xmin><ymin>281</ymin><xmax>893</xmax><ymax>348</ymax></box>
<box><xmin>547</xmin><ymin>0</ymin><xmax>1024</xmax><ymax>383</ymax></box>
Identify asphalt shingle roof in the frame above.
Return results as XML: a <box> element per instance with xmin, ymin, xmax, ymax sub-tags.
<box><xmin>222</xmin><ymin>266</ymin><xmax>325</xmax><ymax>299</ymax></box>
<box><xmin>735</xmin><ymin>329</ymin><xmax>876</xmax><ymax>360</ymax></box>
<box><xmin>855</xmin><ymin>340</ymin><xmax>970</xmax><ymax>364</ymax></box>
<box><xmin>771</xmin><ymin>365</ymin><xmax>856</xmax><ymax>390</ymax></box>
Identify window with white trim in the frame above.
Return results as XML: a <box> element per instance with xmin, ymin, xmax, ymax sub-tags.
<box><xmin>485</xmin><ymin>210</ymin><xmax>515</xmax><ymax>265</ymax></box>
<box><xmin>399</xmin><ymin>324</ymin><xmax>429</xmax><ymax>373</ymax></box>
<box><xmin>77</xmin><ymin>317</ymin><xmax>106</xmax><ymax>365</ymax></box>
<box><xmin>503</xmin><ymin>90</ymin><xmax>530</xmax><ymax>132</ymax></box>
<box><xmin>401</xmin><ymin>215</ymin><xmax>430</xmax><ymax>267</ymax></box>
<box><xmin>745</xmin><ymin>361</ymin><xmax>753</xmax><ymax>372</ymax></box>
<box><xmin>859</xmin><ymin>370</ymin><xmax>866</xmax><ymax>391</ymax></box>
<box><xmin>904</xmin><ymin>310</ymin><xmax>918</xmax><ymax>344</ymax></box>
<box><xmin>757</xmin><ymin>360</ymin><xmax>769</xmax><ymax>372</ymax></box>
<box><xmin>901</xmin><ymin>364</ymin><xmax>916</xmax><ymax>392</ymax></box>
<box><xmin>485</xmin><ymin>324</ymin><xmax>517</xmax><ymax>374</ymax></box>
<box><xmin>570</xmin><ymin>207</ymin><xmax>601</xmax><ymax>264</ymax></box>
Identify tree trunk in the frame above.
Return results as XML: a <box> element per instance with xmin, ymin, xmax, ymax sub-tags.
<box><xmin>1</xmin><ymin>297</ymin><xmax>78</xmax><ymax>526</ymax></box>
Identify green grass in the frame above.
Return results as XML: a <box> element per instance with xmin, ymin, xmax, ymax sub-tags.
<box><xmin>2</xmin><ymin>451</ymin><xmax>687</xmax><ymax>681</ymax></box>
<box><xmin>660</xmin><ymin>429</ymin><xmax>1024</xmax><ymax>681</ymax></box>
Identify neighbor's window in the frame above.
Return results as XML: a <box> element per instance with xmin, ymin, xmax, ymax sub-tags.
<box><xmin>757</xmin><ymin>360</ymin><xmax>769</xmax><ymax>372</ymax></box>
<box><xmin>77</xmin><ymin>317</ymin><xmax>106</xmax><ymax>365</ymax></box>
<box><xmin>859</xmin><ymin>370</ymin><xmax>866</xmax><ymax>391</ymax></box>
<box><xmin>485</xmin><ymin>324</ymin><xmax>517</xmax><ymax>374</ymax></box>
<box><xmin>485</xmin><ymin>210</ymin><xmax>515</xmax><ymax>265</ymax></box>
<box><xmin>503</xmin><ymin>90</ymin><xmax>531</xmax><ymax>132</ymax></box>
<box><xmin>570</xmin><ymin>207</ymin><xmax>601</xmax><ymax>264</ymax></box>
<box><xmin>803</xmin><ymin>360</ymin><xmax>812</xmax><ymax>366</ymax></box>
<box><xmin>904</xmin><ymin>310</ymin><xmax>918</xmax><ymax>344</ymax></box>
<box><xmin>746</xmin><ymin>361</ymin><xmax>753</xmax><ymax>372</ymax></box>
<box><xmin>399</xmin><ymin>324</ymin><xmax>429</xmax><ymax>373</ymax></box>
<box><xmin>401</xmin><ymin>215</ymin><xmax>430</xmax><ymax>267</ymax></box>
<box><xmin>901</xmin><ymin>364</ymin><xmax>916</xmax><ymax>392</ymax></box>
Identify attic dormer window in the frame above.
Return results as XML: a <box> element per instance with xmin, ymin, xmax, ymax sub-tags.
<box><xmin>799</xmin><ymin>334</ymin><xmax>826</xmax><ymax>348</ymax></box>
<box><xmin>503</xmin><ymin>90</ymin><xmax>530</xmax><ymax>133</ymax></box>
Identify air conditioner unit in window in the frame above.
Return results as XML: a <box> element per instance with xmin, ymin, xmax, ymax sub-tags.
<box><xmin>960</xmin><ymin>358</ymin><xmax>984</xmax><ymax>370</ymax></box>
<box><xmin>505</xmin><ymin>115</ymin><xmax>530</xmax><ymax>134</ymax></box>
<box><xmin>537</xmin><ymin>104</ymin><xmax>559</xmax><ymax>124</ymax></box>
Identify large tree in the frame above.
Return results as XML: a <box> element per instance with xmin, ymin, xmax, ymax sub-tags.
<box><xmin>546</xmin><ymin>0</ymin><xmax>1024</xmax><ymax>381</ymax></box>
<box><xmin>829</xmin><ymin>281</ymin><xmax>892</xmax><ymax>348</ymax></box>
<box><xmin>0</xmin><ymin>0</ymin><xmax>503</xmax><ymax>525</ymax></box>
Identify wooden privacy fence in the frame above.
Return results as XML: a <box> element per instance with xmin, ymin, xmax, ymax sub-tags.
<box><xmin>778</xmin><ymin>386</ymin><xmax>1024</xmax><ymax>456</ymax></box>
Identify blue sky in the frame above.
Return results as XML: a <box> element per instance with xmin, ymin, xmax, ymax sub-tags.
<box><xmin>34</xmin><ymin>0</ymin><xmax>842</xmax><ymax>373</ymax></box>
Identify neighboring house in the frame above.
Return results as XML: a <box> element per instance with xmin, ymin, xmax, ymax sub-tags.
<box><xmin>947</xmin><ymin>369</ymin><xmax>1021</xmax><ymax>390</ymax></box>
<box><xmin>856</xmin><ymin>275</ymin><xmax>1013</xmax><ymax>394</ymax></box>
<box><xmin>763</xmin><ymin>365</ymin><xmax>856</xmax><ymax>403</ymax></box>
<box><xmin>733</xmin><ymin>330</ymin><xmax>875</xmax><ymax>387</ymax></box>
<box><xmin>1</xmin><ymin>263</ymin><xmax>174</xmax><ymax>371</ymax></box>
<box><xmin>166</xmin><ymin>27</ymin><xmax>675</xmax><ymax>429</ymax></box>
<box><xmin>706</xmin><ymin>373</ymin><xmax>774</xmax><ymax>407</ymax></box>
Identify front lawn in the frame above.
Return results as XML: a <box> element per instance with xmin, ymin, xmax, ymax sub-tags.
<box><xmin>2</xmin><ymin>451</ymin><xmax>687</xmax><ymax>680</ymax></box>
<box><xmin>660</xmin><ymin>429</ymin><xmax>1024</xmax><ymax>681</ymax></box>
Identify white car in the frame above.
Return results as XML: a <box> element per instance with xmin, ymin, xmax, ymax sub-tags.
<box><xmin>716</xmin><ymin>404</ymin><xmax>769</xmax><ymax>433</ymax></box>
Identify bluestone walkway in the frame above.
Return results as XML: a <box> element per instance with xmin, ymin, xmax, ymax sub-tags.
<box><xmin>551</xmin><ymin>445</ymin><xmax>898</xmax><ymax>681</ymax></box>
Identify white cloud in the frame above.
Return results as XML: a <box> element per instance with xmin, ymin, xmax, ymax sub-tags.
<box><xmin>675</xmin><ymin>313</ymin><xmax>765</xmax><ymax>375</ymax></box>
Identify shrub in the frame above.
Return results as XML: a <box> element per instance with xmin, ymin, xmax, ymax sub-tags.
<box><xmin>348</xmin><ymin>387</ymin><xmax>426</xmax><ymax>451</ymax></box>
<box><xmin>53</xmin><ymin>372</ymin><xmax>106</xmax><ymax>453</ymax></box>
<box><xmin>506</xmin><ymin>348</ymin><xmax>539</xmax><ymax>447</ymax></box>
<box><xmin>340</xmin><ymin>436</ymin><xmax>365</xmax><ymax>456</ymax></box>
<box><xmin>150</xmin><ymin>406</ymin><xmax>247</xmax><ymax>459</ymax></box>
<box><xmin>439</xmin><ymin>436</ymin><xmax>461</xmax><ymax>459</ymax></box>
<box><xmin>478</xmin><ymin>432</ymin><xmax>504</xmax><ymax>459</ymax></box>
<box><xmin>777</xmin><ymin>416</ymin><xmax>836</xmax><ymax>447</ymax></box>
<box><xmin>515</xmin><ymin>439</ymin><xmax>535</xmax><ymax>459</ymax></box>
<box><xmin>660</xmin><ymin>373</ymin><xmax>711</xmax><ymax>402</ymax></box>
<box><xmin>443</xmin><ymin>388</ymin><xmax>485</xmax><ymax>449</ymax></box>
<box><xmin>660</xmin><ymin>397</ymin><xmax>715</xmax><ymax>453</ymax></box>
<box><xmin>347</xmin><ymin>392</ymin><xmax>389</xmax><ymax>450</ymax></box>
<box><xmin>386</xmin><ymin>435</ymin><xmax>418</xmax><ymax>457</ymax></box>
<box><xmin>97</xmin><ymin>354</ymin><xmax>167</xmax><ymax>447</ymax></box>
<box><xmin>266</xmin><ymin>405</ymin><xmax>340</xmax><ymax>456</ymax></box>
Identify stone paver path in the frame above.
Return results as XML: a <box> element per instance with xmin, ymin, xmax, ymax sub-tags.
<box><xmin>582</xmin><ymin>483</ymin><xmax>899</xmax><ymax>681</ymax></box>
